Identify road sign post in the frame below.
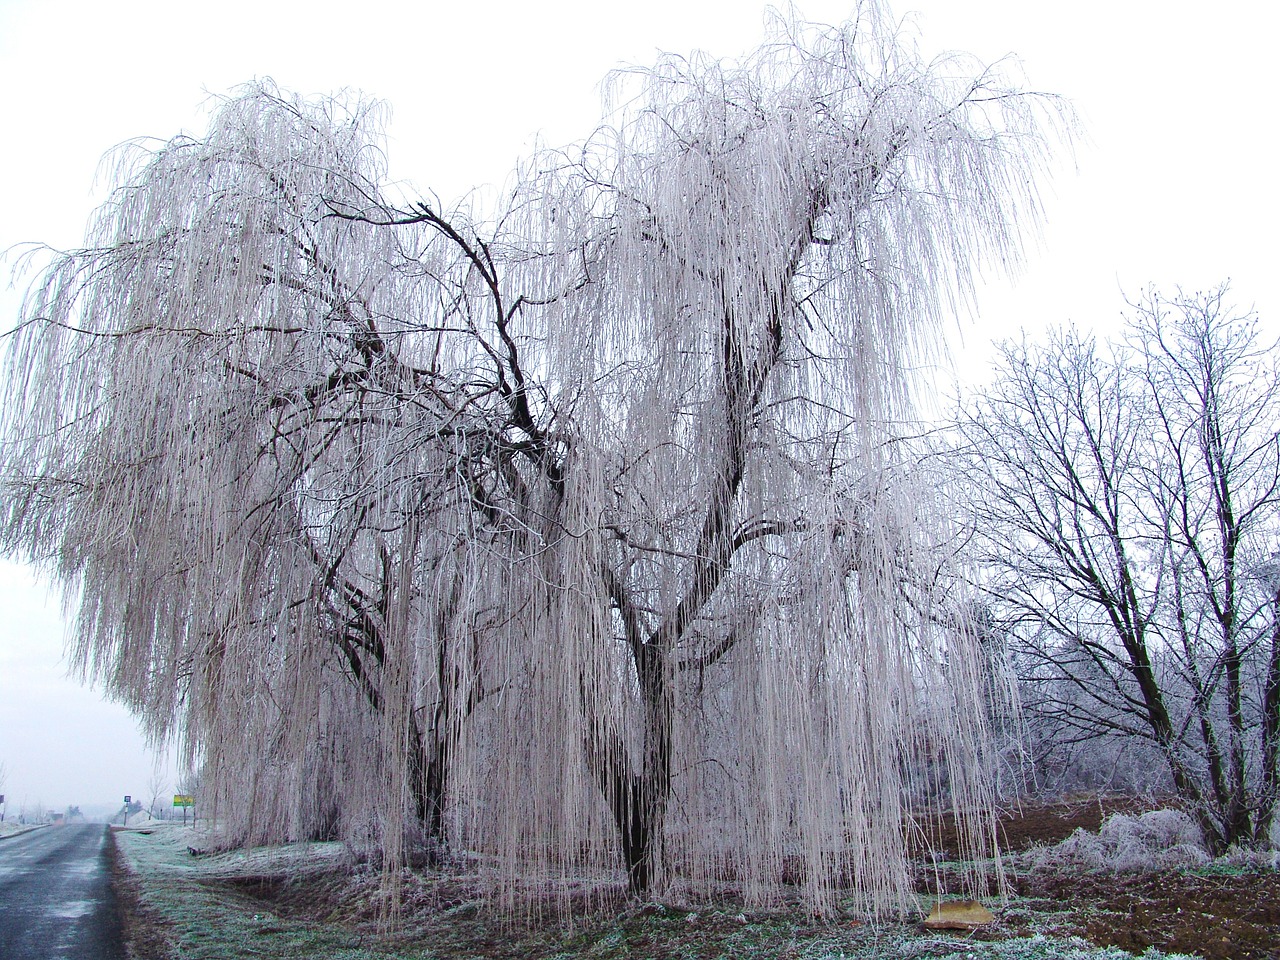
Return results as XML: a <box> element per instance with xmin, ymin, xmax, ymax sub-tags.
<box><xmin>173</xmin><ymin>794</ymin><xmax>194</xmax><ymax>826</ymax></box>
<box><xmin>122</xmin><ymin>795</ymin><xmax>131</xmax><ymax>827</ymax></box>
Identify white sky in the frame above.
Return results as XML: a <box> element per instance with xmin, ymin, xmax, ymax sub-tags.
<box><xmin>0</xmin><ymin>0</ymin><xmax>1275</xmax><ymax>811</ymax></box>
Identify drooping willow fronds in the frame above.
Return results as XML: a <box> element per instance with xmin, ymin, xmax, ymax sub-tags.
<box><xmin>1</xmin><ymin>3</ymin><xmax>1067</xmax><ymax>915</ymax></box>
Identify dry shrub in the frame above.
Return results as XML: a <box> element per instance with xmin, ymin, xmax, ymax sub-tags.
<box><xmin>1022</xmin><ymin>809</ymin><xmax>1209</xmax><ymax>872</ymax></box>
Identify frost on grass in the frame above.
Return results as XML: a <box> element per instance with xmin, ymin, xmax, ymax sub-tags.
<box><xmin>114</xmin><ymin>826</ymin><xmax>387</xmax><ymax>959</ymax></box>
<box><xmin>121</xmin><ymin>825</ymin><xmax>349</xmax><ymax>880</ymax></box>
<box><xmin>894</xmin><ymin>935</ymin><xmax>1199</xmax><ymax>960</ymax></box>
<box><xmin>2</xmin><ymin>1</ymin><xmax>1069</xmax><ymax>914</ymax></box>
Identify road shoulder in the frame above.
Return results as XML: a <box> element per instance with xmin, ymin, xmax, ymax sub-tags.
<box><xmin>108</xmin><ymin>828</ymin><xmax>175</xmax><ymax>959</ymax></box>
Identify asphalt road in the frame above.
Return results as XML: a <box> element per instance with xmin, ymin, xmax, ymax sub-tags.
<box><xmin>0</xmin><ymin>823</ymin><xmax>125</xmax><ymax>960</ymax></box>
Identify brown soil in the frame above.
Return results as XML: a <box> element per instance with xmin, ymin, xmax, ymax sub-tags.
<box><xmin>1012</xmin><ymin>866</ymin><xmax>1280</xmax><ymax>960</ymax></box>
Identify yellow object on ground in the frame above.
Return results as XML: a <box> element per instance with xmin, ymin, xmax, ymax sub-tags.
<box><xmin>922</xmin><ymin>899</ymin><xmax>995</xmax><ymax>930</ymax></box>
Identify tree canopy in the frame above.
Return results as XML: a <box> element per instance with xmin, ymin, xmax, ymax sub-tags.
<box><xmin>1</xmin><ymin>4</ymin><xmax>1065</xmax><ymax>911</ymax></box>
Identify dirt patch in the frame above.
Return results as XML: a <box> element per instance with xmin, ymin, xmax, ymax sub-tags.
<box><xmin>1012</xmin><ymin>867</ymin><xmax>1280</xmax><ymax>960</ymax></box>
<box><xmin>108</xmin><ymin>830</ymin><xmax>175</xmax><ymax>959</ymax></box>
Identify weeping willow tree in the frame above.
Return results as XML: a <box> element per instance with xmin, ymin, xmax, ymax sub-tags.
<box><xmin>1</xmin><ymin>5</ymin><xmax>1064</xmax><ymax>913</ymax></box>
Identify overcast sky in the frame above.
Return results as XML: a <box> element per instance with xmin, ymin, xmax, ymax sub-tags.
<box><xmin>0</xmin><ymin>0</ymin><xmax>1275</xmax><ymax>812</ymax></box>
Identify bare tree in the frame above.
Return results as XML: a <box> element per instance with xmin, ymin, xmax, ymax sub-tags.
<box><xmin>147</xmin><ymin>768</ymin><xmax>168</xmax><ymax>821</ymax></box>
<box><xmin>1</xmin><ymin>5</ymin><xmax>1065</xmax><ymax>909</ymax></box>
<box><xmin>956</xmin><ymin>287</ymin><xmax>1280</xmax><ymax>851</ymax></box>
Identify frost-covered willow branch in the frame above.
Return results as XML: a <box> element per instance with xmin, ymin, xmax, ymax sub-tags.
<box><xmin>0</xmin><ymin>3</ymin><xmax>1067</xmax><ymax>914</ymax></box>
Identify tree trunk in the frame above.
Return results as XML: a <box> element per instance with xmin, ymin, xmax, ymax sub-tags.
<box><xmin>585</xmin><ymin>637</ymin><xmax>673</xmax><ymax>896</ymax></box>
<box><xmin>610</xmin><ymin>769</ymin><xmax>663</xmax><ymax>895</ymax></box>
<box><xmin>1255</xmin><ymin>588</ymin><xmax>1280</xmax><ymax>846</ymax></box>
<box><xmin>337</xmin><ymin>630</ymin><xmax>450</xmax><ymax>847</ymax></box>
<box><xmin>629</xmin><ymin>659</ymin><xmax>672</xmax><ymax>895</ymax></box>
<box><xmin>408</xmin><ymin>711</ymin><xmax>450</xmax><ymax>845</ymax></box>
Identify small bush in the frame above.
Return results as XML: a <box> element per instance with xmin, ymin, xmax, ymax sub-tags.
<box><xmin>1213</xmin><ymin>845</ymin><xmax>1280</xmax><ymax>872</ymax></box>
<box><xmin>1021</xmin><ymin>810</ymin><xmax>1208</xmax><ymax>872</ymax></box>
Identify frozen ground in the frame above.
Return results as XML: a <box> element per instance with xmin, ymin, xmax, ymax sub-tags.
<box><xmin>111</xmin><ymin>821</ymin><xmax>1216</xmax><ymax>960</ymax></box>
